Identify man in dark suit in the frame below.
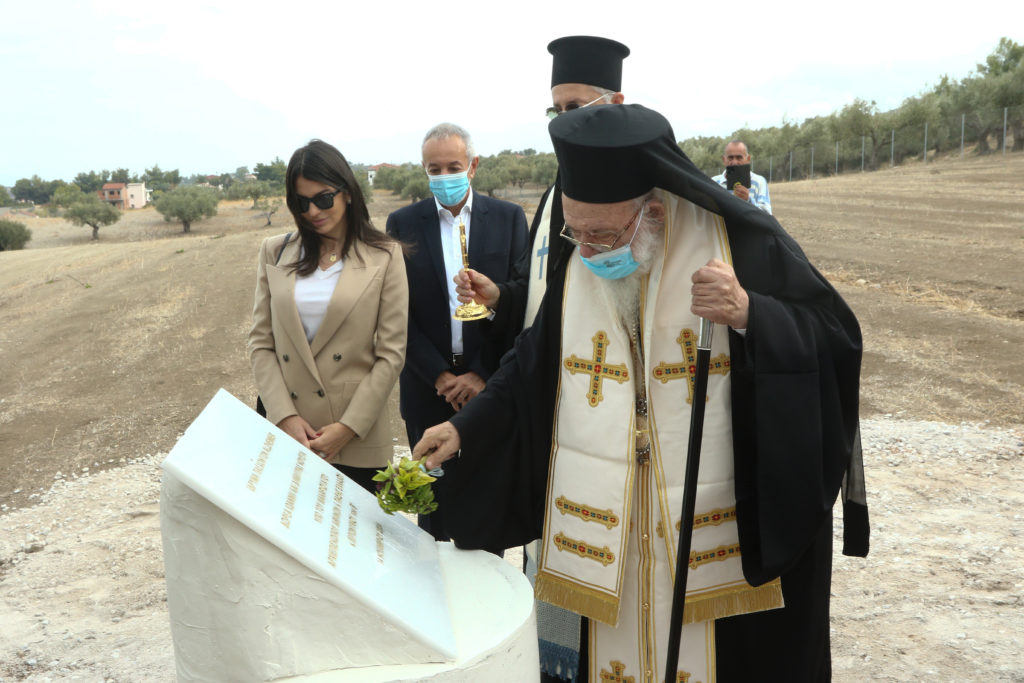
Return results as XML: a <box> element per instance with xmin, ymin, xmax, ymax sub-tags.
<box><xmin>386</xmin><ymin>122</ymin><xmax>529</xmax><ymax>542</ymax></box>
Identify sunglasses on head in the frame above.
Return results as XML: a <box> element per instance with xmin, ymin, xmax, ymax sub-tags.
<box><xmin>296</xmin><ymin>189</ymin><xmax>345</xmax><ymax>213</ymax></box>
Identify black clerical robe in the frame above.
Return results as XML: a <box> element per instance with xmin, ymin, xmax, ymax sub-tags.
<box><xmin>443</xmin><ymin>182</ymin><xmax>867</xmax><ymax>679</ymax></box>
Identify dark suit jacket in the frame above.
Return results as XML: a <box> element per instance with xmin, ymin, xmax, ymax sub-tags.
<box><xmin>385</xmin><ymin>191</ymin><xmax>529</xmax><ymax>443</ymax></box>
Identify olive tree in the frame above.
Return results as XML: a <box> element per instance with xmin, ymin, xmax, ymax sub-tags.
<box><xmin>65</xmin><ymin>196</ymin><xmax>121</xmax><ymax>240</ymax></box>
<box><xmin>155</xmin><ymin>186</ymin><xmax>219</xmax><ymax>233</ymax></box>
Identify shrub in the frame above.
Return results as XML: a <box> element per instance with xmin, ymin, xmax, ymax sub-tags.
<box><xmin>0</xmin><ymin>218</ymin><xmax>32</xmax><ymax>250</ymax></box>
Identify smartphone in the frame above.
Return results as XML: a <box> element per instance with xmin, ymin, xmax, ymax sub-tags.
<box><xmin>725</xmin><ymin>164</ymin><xmax>751</xmax><ymax>190</ymax></box>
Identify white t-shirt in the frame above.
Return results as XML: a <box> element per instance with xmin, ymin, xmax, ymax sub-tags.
<box><xmin>294</xmin><ymin>258</ymin><xmax>343</xmax><ymax>342</ymax></box>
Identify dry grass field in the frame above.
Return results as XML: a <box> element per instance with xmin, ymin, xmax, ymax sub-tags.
<box><xmin>0</xmin><ymin>155</ymin><xmax>1022</xmax><ymax>681</ymax></box>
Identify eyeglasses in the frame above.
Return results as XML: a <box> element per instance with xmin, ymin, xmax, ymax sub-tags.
<box><xmin>296</xmin><ymin>189</ymin><xmax>345</xmax><ymax>213</ymax></box>
<box><xmin>545</xmin><ymin>93</ymin><xmax>608</xmax><ymax>120</ymax></box>
<box><xmin>560</xmin><ymin>203</ymin><xmax>645</xmax><ymax>253</ymax></box>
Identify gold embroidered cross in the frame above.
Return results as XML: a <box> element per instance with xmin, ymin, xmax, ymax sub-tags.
<box><xmin>564</xmin><ymin>331</ymin><xmax>630</xmax><ymax>407</ymax></box>
<box><xmin>652</xmin><ymin>328</ymin><xmax>731</xmax><ymax>403</ymax></box>
<box><xmin>600</xmin><ymin>660</ymin><xmax>635</xmax><ymax>683</ymax></box>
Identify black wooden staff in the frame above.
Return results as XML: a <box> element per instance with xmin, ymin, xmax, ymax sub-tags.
<box><xmin>664</xmin><ymin>318</ymin><xmax>713</xmax><ymax>683</ymax></box>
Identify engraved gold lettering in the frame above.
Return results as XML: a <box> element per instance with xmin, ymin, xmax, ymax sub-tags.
<box><xmin>280</xmin><ymin>452</ymin><xmax>306</xmax><ymax>529</ymax></box>
<box><xmin>246</xmin><ymin>432</ymin><xmax>276</xmax><ymax>492</ymax></box>
<box><xmin>347</xmin><ymin>503</ymin><xmax>358</xmax><ymax>547</ymax></box>
<box><xmin>314</xmin><ymin>473</ymin><xmax>328</xmax><ymax>523</ymax></box>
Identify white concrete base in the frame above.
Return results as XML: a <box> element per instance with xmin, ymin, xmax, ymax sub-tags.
<box><xmin>280</xmin><ymin>544</ymin><xmax>539</xmax><ymax>683</ymax></box>
<box><xmin>161</xmin><ymin>475</ymin><xmax>538</xmax><ymax>683</ymax></box>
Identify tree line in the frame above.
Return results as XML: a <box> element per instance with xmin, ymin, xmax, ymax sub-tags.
<box><xmin>681</xmin><ymin>38</ymin><xmax>1024</xmax><ymax>177</ymax></box>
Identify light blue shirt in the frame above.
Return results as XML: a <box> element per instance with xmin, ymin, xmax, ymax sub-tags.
<box><xmin>711</xmin><ymin>169</ymin><xmax>772</xmax><ymax>215</ymax></box>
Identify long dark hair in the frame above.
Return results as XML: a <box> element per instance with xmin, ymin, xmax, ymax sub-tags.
<box><xmin>285</xmin><ymin>139</ymin><xmax>394</xmax><ymax>276</ymax></box>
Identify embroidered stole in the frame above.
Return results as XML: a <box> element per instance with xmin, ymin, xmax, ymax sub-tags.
<box><xmin>534</xmin><ymin>191</ymin><xmax>783</xmax><ymax>682</ymax></box>
<box><xmin>524</xmin><ymin>188</ymin><xmax>556</xmax><ymax>327</ymax></box>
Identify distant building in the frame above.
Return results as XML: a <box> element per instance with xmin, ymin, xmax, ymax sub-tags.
<box><xmin>368</xmin><ymin>163</ymin><xmax>398</xmax><ymax>186</ymax></box>
<box><xmin>126</xmin><ymin>182</ymin><xmax>151</xmax><ymax>208</ymax></box>
<box><xmin>98</xmin><ymin>183</ymin><xmax>126</xmax><ymax>209</ymax></box>
<box><xmin>98</xmin><ymin>182</ymin><xmax>151</xmax><ymax>209</ymax></box>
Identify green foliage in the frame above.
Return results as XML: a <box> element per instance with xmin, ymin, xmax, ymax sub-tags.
<box><xmin>73</xmin><ymin>170</ymin><xmax>110</xmax><ymax>194</ymax></box>
<box><xmin>155</xmin><ymin>186</ymin><xmax>219</xmax><ymax>233</ymax></box>
<box><xmin>977</xmin><ymin>37</ymin><xmax>1024</xmax><ymax>77</ymax></box>
<box><xmin>373</xmin><ymin>457</ymin><xmax>438</xmax><ymax>515</ymax></box>
<box><xmin>401</xmin><ymin>174</ymin><xmax>429</xmax><ymax>202</ymax></box>
<box><xmin>0</xmin><ymin>218</ymin><xmax>32</xmax><ymax>250</ymax></box>
<box><xmin>110</xmin><ymin>168</ymin><xmax>136</xmax><ymax>184</ymax></box>
<box><xmin>143</xmin><ymin>165</ymin><xmax>181</xmax><ymax>192</ymax></box>
<box><xmin>0</xmin><ymin>186</ymin><xmax>14</xmax><ymax>207</ymax></box>
<box><xmin>677</xmin><ymin>37</ymin><xmax>1024</xmax><ymax>174</ymax></box>
<box><xmin>227</xmin><ymin>179</ymin><xmax>277</xmax><ymax>207</ymax></box>
<box><xmin>530</xmin><ymin>155</ymin><xmax>558</xmax><ymax>186</ymax></box>
<box><xmin>472</xmin><ymin>163</ymin><xmax>509</xmax><ymax>197</ymax></box>
<box><xmin>254</xmin><ymin>157</ymin><xmax>287</xmax><ymax>185</ymax></box>
<box><xmin>352</xmin><ymin>166</ymin><xmax>373</xmax><ymax>204</ymax></box>
<box><xmin>12</xmin><ymin>175</ymin><xmax>65</xmax><ymax>204</ymax></box>
<box><xmin>51</xmin><ymin>183</ymin><xmax>85</xmax><ymax>208</ymax></box>
<box><xmin>65</xmin><ymin>195</ymin><xmax>121</xmax><ymax>240</ymax></box>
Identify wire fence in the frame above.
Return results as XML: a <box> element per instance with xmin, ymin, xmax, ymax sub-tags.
<box><xmin>700</xmin><ymin>104</ymin><xmax>1024</xmax><ymax>183</ymax></box>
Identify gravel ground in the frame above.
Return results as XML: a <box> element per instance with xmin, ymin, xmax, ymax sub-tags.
<box><xmin>1</xmin><ymin>416</ymin><xmax>1021</xmax><ymax>682</ymax></box>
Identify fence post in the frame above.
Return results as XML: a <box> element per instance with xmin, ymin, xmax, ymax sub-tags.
<box><xmin>788</xmin><ymin>151</ymin><xmax>793</xmax><ymax>182</ymax></box>
<box><xmin>810</xmin><ymin>146</ymin><xmax>815</xmax><ymax>179</ymax></box>
<box><xmin>961</xmin><ymin>113</ymin><xmax>965</xmax><ymax>159</ymax></box>
<box><xmin>835</xmin><ymin>141</ymin><xmax>839</xmax><ymax>175</ymax></box>
<box><xmin>891</xmin><ymin>129</ymin><xmax>895</xmax><ymax>167</ymax></box>
<box><xmin>861</xmin><ymin>135</ymin><xmax>865</xmax><ymax>171</ymax></box>
<box><xmin>923</xmin><ymin>121</ymin><xmax>929</xmax><ymax>164</ymax></box>
<box><xmin>1004</xmin><ymin>107</ymin><xmax>1009</xmax><ymax>155</ymax></box>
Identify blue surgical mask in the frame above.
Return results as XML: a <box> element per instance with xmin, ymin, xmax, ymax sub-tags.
<box><xmin>580</xmin><ymin>239</ymin><xmax>641</xmax><ymax>279</ymax></box>
<box><xmin>579</xmin><ymin>209</ymin><xmax>643</xmax><ymax>280</ymax></box>
<box><xmin>428</xmin><ymin>171</ymin><xmax>471</xmax><ymax>207</ymax></box>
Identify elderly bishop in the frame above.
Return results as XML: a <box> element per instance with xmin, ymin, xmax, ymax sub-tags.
<box><xmin>415</xmin><ymin>104</ymin><xmax>868</xmax><ymax>682</ymax></box>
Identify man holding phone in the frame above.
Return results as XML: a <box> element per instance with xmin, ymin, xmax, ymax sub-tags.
<box><xmin>712</xmin><ymin>140</ymin><xmax>772</xmax><ymax>214</ymax></box>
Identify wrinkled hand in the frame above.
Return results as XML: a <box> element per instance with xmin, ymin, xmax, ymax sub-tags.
<box><xmin>413</xmin><ymin>422</ymin><xmax>462</xmax><ymax>471</ymax></box>
<box><xmin>690</xmin><ymin>258</ymin><xmax>749</xmax><ymax>329</ymax></box>
<box><xmin>454</xmin><ymin>268</ymin><xmax>499</xmax><ymax>308</ymax></box>
<box><xmin>440</xmin><ymin>372</ymin><xmax>485</xmax><ymax>411</ymax></box>
<box><xmin>309</xmin><ymin>421</ymin><xmax>356</xmax><ymax>460</ymax></box>
<box><xmin>277</xmin><ymin>415</ymin><xmax>318</xmax><ymax>448</ymax></box>
<box><xmin>732</xmin><ymin>185</ymin><xmax>751</xmax><ymax>201</ymax></box>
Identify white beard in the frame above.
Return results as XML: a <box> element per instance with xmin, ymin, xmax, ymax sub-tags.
<box><xmin>595</xmin><ymin>223</ymin><xmax>662</xmax><ymax>332</ymax></box>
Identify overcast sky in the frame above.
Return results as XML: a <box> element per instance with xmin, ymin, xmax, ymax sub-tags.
<box><xmin>1</xmin><ymin>0</ymin><xmax>1018</xmax><ymax>186</ymax></box>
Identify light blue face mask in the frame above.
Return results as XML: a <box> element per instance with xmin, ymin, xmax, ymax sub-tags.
<box><xmin>428</xmin><ymin>171</ymin><xmax>471</xmax><ymax>207</ymax></box>
<box><xmin>579</xmin><ymin>205</ymin><xmax>644</xmax><ymax>280</ymax></box>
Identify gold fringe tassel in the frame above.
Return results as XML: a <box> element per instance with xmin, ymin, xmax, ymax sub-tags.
<box><xmin>682</xmin><ymin>578</ymin><xmax>784</xmax><ymax>624</ymax></box>
<box><xmin>534</xmin><ymin>571</ymin><xmax>621</xmax><ymax>627</ymax></box>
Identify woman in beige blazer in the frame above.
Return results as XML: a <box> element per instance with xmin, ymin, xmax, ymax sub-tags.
<box><xmin>248</xmin><ymin>139</ymin><xmax>407</xmax><ymax>492</ymax></box>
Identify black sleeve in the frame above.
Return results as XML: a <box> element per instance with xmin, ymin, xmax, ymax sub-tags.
<box><xmin>443</xmin><ymin>266</ymin><xmax>568</xmax><ymax>551</ymax></box>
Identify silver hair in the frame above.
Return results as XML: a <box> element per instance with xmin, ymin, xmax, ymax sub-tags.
<box><xmin>422</xmin><ymin>123</ymin><xmax>475</xmax><ymax>163</ymax></box>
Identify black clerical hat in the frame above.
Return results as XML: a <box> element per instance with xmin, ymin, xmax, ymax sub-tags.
<box><xmin>549</xmin><ymin>103</ymin><xmax>777</xmax><ymax>225</ymax></box>
<box><xmin>549</xmin><ymin>104</ymin><xmax>671</xmax><ymax>203</ymax></box>
<box><xmin>548</xmin><ymin>36</ymin><xmax>630</xmax><ymax>91</ymax></box>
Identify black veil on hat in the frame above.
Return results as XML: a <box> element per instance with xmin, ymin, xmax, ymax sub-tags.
<box><xmin>548</xmin><ymin>36</ymin><xmax>630</xmax><ymax>91</ymax></box>
<box><xmin>548</xmin><ymin>104</ymin><xmax>781</xmax><ymax>236</ymax></box>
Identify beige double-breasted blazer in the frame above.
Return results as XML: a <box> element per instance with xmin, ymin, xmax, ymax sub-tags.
<box><xmin>248</xmin><ymin>232</ymin><xmax>408</xmax><ymax>467</ymax></box>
